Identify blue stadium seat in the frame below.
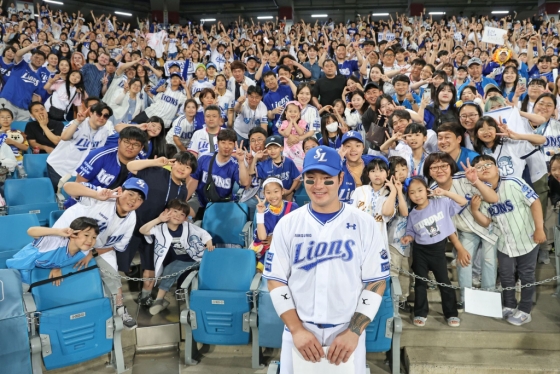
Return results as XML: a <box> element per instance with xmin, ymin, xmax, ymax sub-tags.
<box><xmin>257</xmin><ymin>277</ymin><xmax>283</xmax><ymax>348</ymax></box>
<box><xmin>49</xmin><ymin>210</ymin><xmax>64</xmax><ymax>227</ymax></box>
<box><xmin>4</xmin><ymin>178</ymin><xmax>59</xmax><ymax>225</ymax></box>
<box><xmin>180</xmin><ymin>248</ymin><xmax>262</xmax><ymax>368</ymax></box>
<box><xmin>365</xmin><ymin>277</ymin><xmax>393</xmax><ymax>352</ymax></box>
<box><xmin>293</xmin><ymin>184</ymin><xmax>310</xmax><ymax>207</ymax></box>
<box><xmin>27</xmin><ymin>259</ymin><xmax>126</xmax><ymax>373</ymax></box>
<box><xmin>10</xmin><ymin>121</ymin><xmax>27</xmax><ymax>132</ymax></box>
<box><xmin>0</xmin><ymin>269</ymin><xmax>32</xmax><ymax>374</ymax></box>
<box><xmin>0</xmin><ymin>214</ymin><xmax>40</xmax><ymax>268</ymax></box>
<box><xmin>202</xmin><ymin>202</ymin><xmax>252</xmax><ymax>247</ymax></box>
<box><xmin>23</xmin><ymin>154</ymin><xmax>49</xmax><ymax>178</ymax></box>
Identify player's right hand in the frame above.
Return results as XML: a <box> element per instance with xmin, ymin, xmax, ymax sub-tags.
<box><xmin>292</xmin><ymin>327</ymin><xmax>324</xmax><ymax>363</ymax></box>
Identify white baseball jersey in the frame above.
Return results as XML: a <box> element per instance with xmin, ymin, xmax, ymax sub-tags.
<box><xmin>145</xmin><ymin>86</ymin><xmax>187</xmax><ymax>127</ymax></box>
<box><xmin>482</xmin><ymin>138</ymin><xmax>536</xmax><ymax>181</ymax></box>
<box><xmin>166</xmin><ymin>115</ymin><xmax>195</xmax><ymax>148</ymax></box>
<box><xmin>52</xmin><ymin>188</ymin><xmax>136</xmax><ymax>268</ymax></box>
<box><xmin>47</xmin><ymin>119</ymin><xmax>115</xmax><ymax>177</ymax></box>
<box><xmin>232</xmin><ymin>101</ymin><xmax>268</xmax><ymax>139</ymax></box>
<box><xmin>539</xmin><ymin>118</ymin><xmax>560</xmax><ymax>161</ymax></box>
<box><xmin>227</xmin><ymin>76</ymin><xmax>256</xmax><ymax>98</ymax></box>
<box><xmin>479</xmin><ymin>177</ymin><xmax>538</xmax><ymax>257</ymax></box>
<box><xmin>188</xmin><ymin>129</ymin><xmax>220</xmax><ymax>158</ymax></box>
<box><xmin>263</xmin><ymin>204</ymin><xmax>390</xmax><ymax>325</ymax></box>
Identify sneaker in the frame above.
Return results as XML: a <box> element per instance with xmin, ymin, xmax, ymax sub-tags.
<box><xmin>118</xmin><ymin>306</ymin><xmax>137</xmax><ymax>330</ymax></box>
<box><xmin>502</xmin><ymin>307</ymin><xmax>516</xmax><ymax>319</ymax></box>
<box><xmin>149</xmin><ymin>299</ymin><xmax>170</xmax><ymax>316</ymax></box>
<box><xmin>538</xmin><ymin>250</ymin><xmax>551</xmax><ymax>265</ymax></box>
<box><xmin>472</xmin><ymin>276</ymin><xmax>481</xmax><ymax>288</ymax></box>
<box><xmin>457</xmin><ymin>302</ymin><xmax>465</xmax><ymax>313</ymax></box>
<box><xmin>136</xmin><ymin>292</ymin><xmax>154</xmax><ymax>307</ymax></box>
<box><xmin>507</xmin><ymin>310</ymin><xmax>532</xmax><ymax>326</ymax></box>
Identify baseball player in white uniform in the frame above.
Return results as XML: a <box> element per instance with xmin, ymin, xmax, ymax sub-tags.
<box><xmin>263</xmin><ymin>145</ymin><xmax>390</xmax><ymax>373</ymax></box>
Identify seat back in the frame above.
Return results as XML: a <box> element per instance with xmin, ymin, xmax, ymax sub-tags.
<box><xmin>257</xmin><ymin>277</ymin><xmax>284</xmax><ymax>348</ymax></box>
<box><xmin>198</xmin><ymin>248</ymin><xmax>256</xmax><ymax>291</ymax></box>
<box><xmin>4</xmin><ymin>178</ymin><xmax>56</xmax><ymax>205</ymax></box>
<box><xmin>293</xmin><ymin>185</ymin><xmax>310</xmax><ymax>207</ymax></box>
<box><xmin>0</xmin><ymin>269</ymin><xmax>32</xmax><ymax>374</ymax></box>
<box><xmin>10</xmin><ymin>121</ymin><xmax>27</xmax><ymax>132</ymax></box>
<box><xmin>49</xmin><ymin>210</ymin><xmax>64</xmax><ymax>227</ymax></box>
<box><xmin>202</xmin><ymin>202</ymin><xmax>249</xmax><ymax>246</ymax></box>
<box><xmin>23</xmin><ymin>154</ymin><xmax>49</xmax><ymax>178</ymax></box>
<box><xmin>0</xmin><ymin>214</ymin><xmax>40</xmax><ymax>268</ymax></box>
<box><xmin>31</xmin><ymin>259</ymin><xmax>103</xmax><ymax>311</ymax></box>
<box><xmin>365</xmin><ymin>278</ymin><xmax>393</xmax><ymax>352</ymax></box>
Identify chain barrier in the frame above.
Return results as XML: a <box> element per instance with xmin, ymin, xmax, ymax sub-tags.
<box><xmin>98</xmin><ymin>263</ymin><xmax>199</xmax><ymax>282</ymax></box>
<box><xmin>393</xmin><ymin>265</ymin><xmax>560</xmax><ymax>292</ymax></box>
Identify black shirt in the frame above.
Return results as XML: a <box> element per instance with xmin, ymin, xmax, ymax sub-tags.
<box><xmin>361</xmin><ymin>106</ymin><xmax>378</xmax><ymax>134</ymax></box>
<box><xmin>134</xmin><ymin>167</ymin><xmax>187</xmax><ymax>233</ymax></box>
<box><xmin>24</xmin><ymin>119</ymin><xmax>64</xmax><ymax>152</ymax></box>
<box><xmin>312</xmin><ymin>75</ymin><xmax>347</xmax><ymax>107</ymax></box>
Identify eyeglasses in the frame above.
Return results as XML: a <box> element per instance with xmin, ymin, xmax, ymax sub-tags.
<box><xmin>536</xmin><ymin>102</ymin><xmax>555</xmax><ymax>108</ymax></box>
<box><xmin>459</xmin><ymin>113</ymin><xmax>479</xmax><ymax>120</ymax></box>
<box><xmin>477</xmin><ymin>127</ymin><xmax>496</xmax><ymax>135</ymax></box>
<box><xmin>250</xmin><ymin>138</ymin><xmax>265</xmax><ymax>144</ymax></box>
<box><xmin>122</xmin><ymin>139</ymin><xmax>143</xmax><ymax>150</ymax></box>
<box><xmin>95</xmin><ymin>112</ymin><xmax>110</xmax><ymax>119</ymax></box>
<box><xmin>429</xmin><ymin>164</ymin><xmax>450</xmax><ymax>172</ymax></box>
<box><xmin>474</xmin><ymin>162</ymin><xmax>494</xmax><ymax>171</ymax></box>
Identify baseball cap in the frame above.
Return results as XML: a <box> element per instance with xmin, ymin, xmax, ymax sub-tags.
<box><xmin>168</xmin><ymin>62</ymin><xmax>181</xmax><ymax>69</ymax></box>
<box><xmin>169</xmin><ymin>72</ymin><xmax>182</xmax><ymax>79</ymax></box>
<box><xmin>467</xmin><ymin>57</ymin><xmax>482</xmax><ymax>67</ymax></box>
<box><xmin>341</xmin><ymin>130</ymin><xmax>364</xmax><ymax>144</ymax></box>
<box><xmin>483</xmin><ymin>83</ymin><xmax>502</xmax><ymax>96</ymax></box>
<box><xmin>363</xmin><ymin>82</ymin><xmax>380</xmax><ymax>92</ymax></box>
<box><xmin>195</xmin><ymin>63</ymin><xmax>206</xmax><ymax>71</ymax></box>
<box><xmin>246</xmin><ymin>55</ymin><xmax>260</xmax><ymax>63</ymax></box>
<box><xmin>206</xmin><ymin>62</ymin><xmax>217</xmax><ymax>70</ymax></box>
<box><xmin>301</xmin><ymin>146</ymin><xmax>343</xmax><ymax>176</ymax></box>
<box><xmin>265</xmin><ymin>135</ymin><xmax>284</xmax><ymax>148</ymax></box>
<box><xmin>457</xmin><ymin>65</ymin><xmax>468</xmax><ymax>72</ymax></box>
<box><xmin>122</xmin><ymin>177</ymin><xmax>149</xmax><ymax>199</ymax></box>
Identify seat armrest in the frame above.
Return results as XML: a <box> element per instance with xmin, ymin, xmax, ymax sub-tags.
<box><xmin>250</xmin><ymin>273</ymin><xmax>262</xmax><ymax>292</ymax></box>
<box><xmin>242</xmin><ymin>221</ymin><xmax>253</xmax><ymax>247</ymax></box>
<box><xmin>180</xmin><ymin>270</ymin><xmax>199</xmax><ymax>290</ymax></box>
<box><xmin>390</xmin><ymin>275</ymin><xmax>402</xmax><ymax>298</ymax></box>
<box><xmin>193</xmin><ymin>220</ymin><xmax>202</xmax><ymax>228</ymax></box>
<box><xmin>23</xmin><ymin>292</ymin><xmax>37</xmax><ymax>313</ymax></box>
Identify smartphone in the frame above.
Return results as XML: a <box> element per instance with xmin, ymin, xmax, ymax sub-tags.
<box><xmin>519</xmin><ymin>77</ymin><xmax>526</xmax><ymax>90</ymax></box>
<box><xmin>423</xmin><ymin>88</ymin><xmax>431</xmax><ymax>101</ymax></box>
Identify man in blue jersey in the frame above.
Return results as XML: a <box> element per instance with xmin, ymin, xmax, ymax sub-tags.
<box><xmin>263</xmin><ymin>71</ymin><xmax>296</xmax><ymax>135</ymax></box>
<box><xmin>0</xmin><ymin>41</ymin><xmax>44</xmax><ymax>121</ymax></box>
<box><xmin>457</xmin><ymin>58</ymin><xmax>499</xmax><ymax>97</ymax></box>
<box><xmin>334</xmin><ymin>43</ymin><xmax>364</xmax><ymax>78</ymax></box>
<box><xmin>187</xmin><ymin>128</ymin><xmax>252</xmax><ymax>220</ymax></box>
<box><xmin>436</xmin><ymin>123</ymin><xmax>479</xmax><ymax>172</ymax></box>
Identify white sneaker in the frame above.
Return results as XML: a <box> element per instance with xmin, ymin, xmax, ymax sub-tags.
<box><xmin>502</xmin><ymin>307</ymin><xmax>516</xmax><ymax>319</ymax></box>
<box><xmin>507</xmin><ymin>310</ymin><xmax>532</xmax><ymax>326</ymax></box>
<box><xmin>118</xmin><ymin>306</ymin><xmax>137</xmax><ymax>330</ymax></box>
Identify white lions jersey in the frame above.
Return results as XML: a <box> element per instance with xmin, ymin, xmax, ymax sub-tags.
<box><xmin>263</xmin><ymin>204</ymin><xmax>390</xmax><ymax>325</ymax></box>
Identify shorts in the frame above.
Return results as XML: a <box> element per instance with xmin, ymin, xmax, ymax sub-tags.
<box><xmin>116</xmin><ymin>233</ymin><xmax>154</xmax><ymax>273</ymax></box>
<box><xmin>96</xmin><ymin>252</ymin><xmax>122</xmax><ymax>291</ymax></box>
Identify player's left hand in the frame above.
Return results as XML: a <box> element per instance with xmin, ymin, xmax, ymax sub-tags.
<box><xmin>49</xmin><ymin>268</ymin><xmax>63</xmax><ymax>286</ymax></box>
<box><xmin>327</xmin><ymin>328</ymin><xmax>359</xmax><ymax>365</ymax></box>
<box><xmin>533</xmin><ymin>228</ymin><xmax>546</xmax><ymax>244</ymax></box>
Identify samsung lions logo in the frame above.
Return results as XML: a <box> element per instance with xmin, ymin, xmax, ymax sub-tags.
<box><xmin>293</xmin><ymin>240</ymin><xmax>355</xmax><ymax>271</ymax></box>
<box><xmin>136</xmin><ymin>180</ymin><xmax>146</xmax><ymax>188</ymax></box>
<box><xmin>314</xmin><ymin>148</ymin><xmax>327</xmax><ymax>162</ymax></box>
<box><xmin>497</xmin><ymin>156</ymin><xmax>514</xmax><ymax>176</ymax></box>
<box><xmin>380</xmin><ymin>249</ymin><xmax>388</xmax><ymax>260</ymax></box>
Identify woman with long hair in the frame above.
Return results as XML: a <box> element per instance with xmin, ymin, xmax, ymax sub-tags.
<box><xmin>45</xmin><ymin>70</ymin><xmax>85</xmax><ymax>121</ymax></box>
<box><xmin>419</xmin><ymin>82</ymin><xmax>459</xmax><ymax>131</ymax></box>
<box><xmin>70</xmin><ymin>51</ymin><xmax>85</xmax><ymax>71</ymax></box>
<box><xmin>109</xmin><ymin>78</ymin><xmax>145</xmax><ymax>124</ymax></box>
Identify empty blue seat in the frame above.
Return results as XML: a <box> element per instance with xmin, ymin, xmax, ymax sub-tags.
<box><xmin>0</xmin><ymin>214</ymin><xmax>40</xmax><ymax>268</ymax></box>
<box><xmin>23</xmin><ymin>153</ymin><xmax>49</xmax><ymax>178</ymax></box>
<box><xmin>10</xmin><ymin>121</ymin><xmax>27</xmax><ymax>132</ymax></box>
<box><xmin>0</xmin><ymin>269</ymin><xmax>32</xmax><ymax>374</ymax></box>
<box><xmin>293</xmin><ymin>184</ymin><xmax>310</xmax><ymax>207</ymax></box>
<box><xmin>49</xmin><ymin>210</ymin><xmax>64</xmax><ymax>227</ymax></box>
<box><xmin>202</xmin><ymin>202</ymin><xmax>252</xmax><ymax>247</ymax></box>
<box><xmin>365</xmin><ymin>278</ymin><xmax>393</xmax><ymax>352</ymax></box>
<box><xmin>4</xmin><ymin>178</ymin><xmax>59</xmax><ymax>225</ymax></box>
<box><xmin>257</xmin><ymin>277</ymin><xmax>283</xmax><ymax>349</ymax></box>
<box><xmin>180</xmin><ymin>248</ymin><xmax>262</xmax><ymax>368</ymax></box>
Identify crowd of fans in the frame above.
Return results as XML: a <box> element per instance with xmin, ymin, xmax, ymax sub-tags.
<box><xmin>1</xmin><ymin>2</ymin><xmax>560</xmax><ymax>330</ymax></box>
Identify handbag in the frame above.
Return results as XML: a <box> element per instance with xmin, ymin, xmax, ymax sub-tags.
<box><xmin>203</xmin><ymin>153</ymin><xmax>233</xmax><ymax>203</ymax></box>
<box><xmin>48</xmin><ymin>90</ymin><xmax>78</xmax><ymax>121</ymax></box>
<box><xmin>366</xmin><ymin>114</ymin><xmax>388</xmax><ymax>150</ymax></box>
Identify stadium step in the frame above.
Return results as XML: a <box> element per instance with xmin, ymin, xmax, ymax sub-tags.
<box><xmin>404</xmin><ymin>347</ymin><xmax>560</xmax><ymax>374</ymax></box>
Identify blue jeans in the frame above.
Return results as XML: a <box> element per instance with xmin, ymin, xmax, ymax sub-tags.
<box><xmin>456</xmin><ymin>231</ymin><xmax>498</xmax><ymax>302</ymax></box>
<box><xmin>158</xmin><ymin>260</ymin><xmax>195</xmax><ymax>291</ymax></box>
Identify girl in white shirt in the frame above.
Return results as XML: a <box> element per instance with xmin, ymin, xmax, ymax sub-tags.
<box><xmin>45</xmin><ymin>71</ymin><xmax>84</xmax><ymax>121</ymax></box>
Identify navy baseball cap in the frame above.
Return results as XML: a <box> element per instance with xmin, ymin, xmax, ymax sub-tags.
<box><xmin>265</xmin><ymin>135</ymin><xmax>284</xmax><ymax>148</ymax></box>
<box><xmin>302</xmin><ymin>146</ymin><xmax>343</xmax><ymax>176</ymax></box>
<box><xmin>342</xmin><ymin>130</ymin><xmax>363</xmax><ymax>144</ymax></box>
<box><xmin>169</xmin><ymin>72</ymin><xmax>182</xmax><ymax>79</ymax></box>
<box><xmin>122</xmin><ymin>177</ymin><xmax>149</xmax><ymax>199</ymax></box>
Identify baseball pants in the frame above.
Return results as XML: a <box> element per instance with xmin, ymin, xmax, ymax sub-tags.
<box><xmin>280</xmin><ymin>321</ymin><xmax>366</xmax><ymax>374</ymax></box>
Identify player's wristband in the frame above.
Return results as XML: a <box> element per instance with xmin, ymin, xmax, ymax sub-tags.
<box><xmin>256</xmin><ymin>213</ymin><xmax>265</xmax><ymax>224</ymax></box>
<box><xmin>355</xmin><ymin>289</ymin><xmax>382</xmax><ymax>321</ymax></box>
<box><xmin>270</xmin><ymin>286</ymin><xmax>296</xmax><ymax>317</ymax></box>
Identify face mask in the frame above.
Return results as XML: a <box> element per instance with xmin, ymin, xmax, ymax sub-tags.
<box><xmin>326</xmin><ymin>122</ymin><xmax>339</xmax><ymax>132</ymax></box>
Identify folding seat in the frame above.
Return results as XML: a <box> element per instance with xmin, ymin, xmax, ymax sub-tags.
<box><xmin>0</xmin><ymin>213</ymin><xmax>40</xmax><ymax>268</ymax></box>
<box><xmin>10</xmin><ymin>121</ymin><xmax>27</xmax><ymax>132</ymax></box>
<box><xmin>25</xmin><ymin>259</ymin><xmax>126</xmax><ymax>373</ymax></box>
<box><xmin>23</xmin><ymin>153</ymin><xmax>49</xmax><ymax>178</ymax></box>
<box><xmin>202</xmin><ymin>202</ymin><xmax>252</xmax><ymax>247</ymax></box>
<box><xmin>179</xmin><ymin>248</ymin><xmax>262</xmax><ymax>368</ymax></box>
<box><xmin>253</xmin><ymin>277</ymin><xmax>283</xmax><ymax>369</ymax></box>
<box><xmin>56</xmin><ymin>174</ymin><xmax>77</xmax><ymax>208</ymax></box>
<box><xmin>49</xmin><ymin>210</ymin><xmax>64</xmax><ymax>227</ymax></box>
<box><xmin>4</xmin><ymin>178</ymin><xmax>59</xmax><ymax>225</ymax></box>
<box><xmin>293</xmin><ymin>184</ymin><xmax>310</xmax><ymax>207</ymax></box>
<box><xmin>0</xmin><ymin>269</ymin><xmax>32</xmax><ymax>374</ymax></box>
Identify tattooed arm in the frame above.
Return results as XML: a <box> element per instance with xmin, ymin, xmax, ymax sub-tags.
<box><xmin>326</xmin><ymin>279</ymin><xmax>387</xmax><ymax>365</ymax></box>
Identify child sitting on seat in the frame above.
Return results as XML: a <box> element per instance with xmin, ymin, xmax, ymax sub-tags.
<box><xmin>251</xmin><ymin>177</ymin><xmax>299</xmax><ymax>272</ymax></box>
<box><xmin>140</xmin><ymin>199</ymin><xmax>214</xmax><ymax>315</ymax></box>
<box><xmin>0</xmin><ymin>107</ymin><xmax>29</xmax><ymax>173</ymax></box>
<box><xmin>6</xmin><ymin>217</ymin><xmax>99</xmax><ymax>288</ymax></box>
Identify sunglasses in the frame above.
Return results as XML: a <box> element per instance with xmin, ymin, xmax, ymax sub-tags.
<box><xmin>95</xmin><ymin>112</ymin><xmax>111</xmax><ymax>119</ymax></box>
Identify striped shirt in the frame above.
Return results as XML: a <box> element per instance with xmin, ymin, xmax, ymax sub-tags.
<box><xmin>431</xmin><ymin>173</ymin><xmax>498</xmax><ymax>244</ymax></box>
<box><xmin>480</xmin><ymin>177</ymin><xmax>538</xmax><ymax>257</ymax></box>
<box><xmin>81</xmin><ymin>63</ymin><xmax>106</xmax><ymax>98</ymax></box>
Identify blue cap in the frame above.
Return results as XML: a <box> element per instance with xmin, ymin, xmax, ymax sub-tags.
<box><xmin>301</xmin><ymin>146</ymin><xmax>343</xmax><ymax>176</ymax></box>
<box><xmin>122</xmin><ymin>177</ymin><xmax>149</xmax><ymax>199</ymax></box>
<box><xmin>206</xmin><ymin>62</ymin><xmax>217</xmax><ymax>70</ymax></box>
<box><xmin>341</xmin><ymin>130</ymin><xmax>363</xmax><ymax>144</ymax></box>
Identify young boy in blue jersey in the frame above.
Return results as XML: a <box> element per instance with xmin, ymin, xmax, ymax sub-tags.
<box><xmin>140</xmin><ymin>199</ymin><xmax>214</xmax><ymax>315</ymax></box>
<box><xmin>250</xmin><ymin>135</ymin><xmax>301</xmax><ymax>202</ymax></box>
<box><xmin>188</xmin><ymin>128</ymin><xmax>252</xmax><ymax>220</ymax></box>
<box><xmin>392</xmin><ymin>74</ymin><xmax>420</xmax><ymax>111</ymax></box>
<box><xmin>7</xmin><ymin>217</ymin><xmax>99</xmax><ymax>288</ymax></box>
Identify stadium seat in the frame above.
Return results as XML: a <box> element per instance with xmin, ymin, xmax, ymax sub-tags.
<box><xmin>293</xmin><ymin>184</ymin><xmax>310</xmax><ymax>207</ymax></box>
<box><xmin>4</xmin><ymin>178</ymin><xmax>59</xmax><ymax>226</ymax></box>
<box><xmin>26</xmin><ymin>259</ymin><xmax>126</xmax><ymax>373</ymax></box>
<box><xmin>365</xmin><ymin>277</ymin><xmax>394</xmax><ymax>352</ymax></box>
<box><xmin>202</xmin><ymin>202</ymin><xmax>252</xmax><ymax>247</ymax></box>
<box><xmin>56</xmin><ymin>174</ymin><xmax>77</xmax><ymax>207</ymax></box>
<box><xmin>23</xmin><ymin>153</ymin><xmax>49</xmax><ymax>178</ymax></box>
<box><xmin>255</xmin><ymin>277</ymin><xmax>284</xmax><ymax>364</ymax></box>
<box><xmin>179</xmin><ymin>248</ymin><xmax>262</xmax><ymax>368</ymax></box>
<box><xmin>0</xmin><ymin>213</ymin><xmax>40</xmax><ymax>268</ymax></box>
<box><xmin>0</xmin><ymin>269</ymin><xmax>32</xmax><ymax>374</ymax></box>
<box><xmin>49</xmin><ymin>210</ymin><xmax>64</xmax><ymax>227</ymax></box>
<box><xmin>10</xmin><ymin>121</ymin><xmax>27</xmax><ymax>132</ymax></box>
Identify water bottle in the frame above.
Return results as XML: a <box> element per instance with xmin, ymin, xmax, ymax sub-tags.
<box><xmin>17</xmin><ymin>163</ymin><xmax>27</xmax><ymax>178</ymax></box>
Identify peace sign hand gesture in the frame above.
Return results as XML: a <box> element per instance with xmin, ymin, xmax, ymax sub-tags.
<box><xmin>460</xmin><ymin>158</ymin><xmax>479</xmax><ymax>184</ymax></box>
<box><xmin>233</xmin><ymin>141</ymin><xmax>246</xmax><ymax>161</ymax></box>
<box><xmin>158</xmin><ymin>209</ymin><xmax>173</xmax><ymax>223</ymax></box>
<box><xmin>256</xmin><ymin>195</ymin><xmax>266</xmax><ymax>214</ymax></box>
<box><xmin>154</xmin><ymin>156</ymin><xmax>175</xmax><ymax>167</ymax></box>
<box><xmin>97</xmin><ymin>187</ymin><xmax>122</xmax><ymax>201</ymax></box>
<box><xmin>338</xmin><ymin>146</ymin><xmax>349</xmax><ymax>160</ymax></box>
